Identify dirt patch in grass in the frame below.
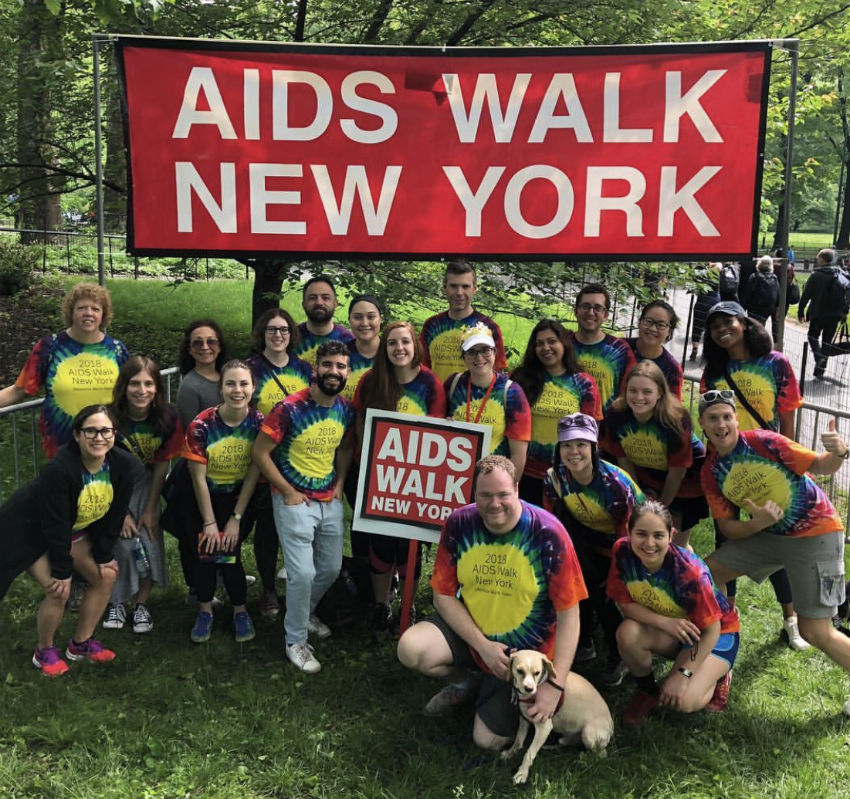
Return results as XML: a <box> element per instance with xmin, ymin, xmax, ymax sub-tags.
<box><xmin>0</xmin><ymin>284</ymin><xmax>64</xmax><ymax>385</ymax></box>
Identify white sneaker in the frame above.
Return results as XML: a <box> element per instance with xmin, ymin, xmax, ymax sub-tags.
<box><xmin>245</xmin><ymin>574</ymin><xmax>256</xmax><ymax>587</ymax></box>
<box><xmin>782</xmin><ymin>615</ymin><xmax>810</xmax><ymax>651</ymax></box>
<box><xmin>277</xmin><ymin>567</ymin><xmax>288</xmax><ymax>581</ymax></box>
<box><xmin>308</xmin><ymin>614</ymin><xmax>332</xmax><ymax>639</ymax></box>
<box><xmin>132</xmin><ymin>604</ymin><xmax>154</xmax><ymax>634</ymax></box>
<box><xmin>102</xmin><ymin>603</ymin><xmax>126</xmax><ymax>630</ymax></box>
<box><xmin>286</xmin><ymin>642</ymin><xmax>321</xmax><ymax>673</ymax></box>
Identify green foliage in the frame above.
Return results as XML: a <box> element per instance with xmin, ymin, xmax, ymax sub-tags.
<box><xmin>0</xmin><ymin>241</ymin><xmax>41</xmax><ymax>297</ymax></box>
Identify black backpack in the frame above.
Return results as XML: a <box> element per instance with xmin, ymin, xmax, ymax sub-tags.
<box><xmin>830</xmin><ymin>269</ymin><xmax>850</xmax><ymax>315</ymax></box>
<box><xmin>748</xmin><ymin>272</ymin><xmax>779</xmax><ymax>314</ymax></box>
<box><xmin>718</xmin><ymin>263</ymin><xmax>740</xmax><ymax>298</ymax></box>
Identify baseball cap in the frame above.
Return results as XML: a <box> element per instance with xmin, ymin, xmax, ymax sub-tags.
<box><xmin>557</xmin><ymin>413</ymin><xmax>599</xmax><ymax>444</ymax></box>
<box><xmin>461</xmin><ymin>322</ymin><xmax>496</xmax><ymax>352</ymax></box>
<box><xmin>706</xmin><ymin>301</ymin><xmax>747</xmax><ymax>322</ymax></box>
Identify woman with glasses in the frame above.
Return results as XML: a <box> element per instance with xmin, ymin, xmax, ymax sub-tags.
<box><xmin>601</xmin><ymin>361</ymin><xmax>708</xmax><ymax>548</ymax></box>
<box><xmin>542</xmin><ymin>413</ymin><xmax>645</xmax><ymax>688</ymax></box>
<box><xmin>175</xmin><ymin>318</ymin><xmax>227</xmax><ymax>429</ymax></box>
<box><xmin>354</xmin><ymin>321</ymin><xmax>446</xmax><ymax>629</ymax></box>
<box><xmin>446</xmin><ymin>323</ymin><xmax>531</xmax><ymax>476</ymax></box>
<box><xmin>699</xmin><ymin>300</ymin><xmax>808</xmax><ymax>650</ymax></box>
<box><xmin>246</xmin><ymin>309</ymin><xmax>312</xmax><ymax>618</ymax></box>
<box><xmin>0</xmin><ymin>282</ymin><xmax>129</xmax><ymax>458</ymax></box>
<box><xmin>511</xmin><ymin>319</ymin><xmax>601</xmax><ymax>505</ymax></box>
<box><xmin>102</xmin><ymin>357</ymin><xmax>183</xmax><ymax>634</ymax></box>
<box><xmin>0</xmin><ymin>404</ymin><xmax>143</xmax><ymax>676</ymax></box>
<box><xmin>627</xmin><ymin>300</ymin><xmax>683</xmax><ymax>399</ymax></box>
<box><xmin>698</xmin><ymin>390</ymin><xmax>849</xmax><ymax>718</ymax></box>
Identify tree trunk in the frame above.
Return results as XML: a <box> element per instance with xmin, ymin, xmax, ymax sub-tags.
<box><xmin>836</xmin><ymin>162</ymin><xmax>850</xmax><ymax>249</ymax></box>
<box><xmin>240</xmin><ymin>259</ymin><xmax>300</xmax><ymax>327</ymax></box>
<box><xmin>16</xmin><ymin>0</ymin><xmax>63</xmax><ymax>243</ymax></box>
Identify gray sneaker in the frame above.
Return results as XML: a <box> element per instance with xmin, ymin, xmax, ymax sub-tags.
<box><xmin>286</xmin><ymin>642</ymin><xmax>321</xmax><ymax>673</ymax></box>
<box><xmin>308</xmin><ymin>614</ymin><xmax>332</xmax><ymax>639</ymax></box>
<box><xmin>598</xmin><ymin>658</ymin><xmax>630</xmax><ymax>688</ymax></box>
<box><xmin>423</xmin><ymin>682</ymin><xmax>477</xmax><ymax>716</ymax></box>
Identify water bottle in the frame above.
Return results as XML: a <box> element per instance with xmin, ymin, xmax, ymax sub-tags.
<box><xmin>133</xmin><ymin>536</ymin><xmax>151</xmax><ymax>578</ymax></box>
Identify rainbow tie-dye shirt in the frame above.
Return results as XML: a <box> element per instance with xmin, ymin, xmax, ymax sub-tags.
<box><xmin>116</xmin><ymin>406</ymin><xmax>183</xmax><ymax>466</ymax></box>
<box><xmin>431</xmin><ymin>501</ymin><xmax>587</xmax><ymax>670</ymax></box>
<box><xmin>699</xmin><ymin>351</ymin><xmax>802</xmax><ymax>432</ymax></box>
<box><xmin>246</xmin><ymin>353</ymin><xmax>312</xmax><ymax>416</ymax></box>
<box><xmin>607</xmin><ymin>538</ymin><xmax>739</xmax><ymax>634</ymax></box>
<box><xmin>569</xmin><ymin>333</ymin><xmax>636</xmax><ymax>413</ymax></box>
<box><xmin>260</xmin><ymin>388</ymin><xmax>354</xmax><ymax>501</ymax></box>
<box><xmin>543</xmin><ymin>459</ymin><xmax>645</xmax><ymax>539</ymax></box>
<box><xmin>292</xmin><ymin>323</ymin><xmax>354</xmax><ymax>368</ymax></box>
<box><xmin>73</xmin><ymin>461</ymin><xmax>114</xmax><ymax>532</ymax></box>
<box><xmin>701</xmin><ymin>430</ymin><xmax>843</xmax><ymax>538</ymax></box>
<box><xmin>445</xmin><ymin>373</ymin><xmax>531</xmax><ymax>457</ymax></box>
<box><xmin>340</xmin><ymin>340</ymin><xmax>375</xmax><ymax>402</ymax></box>
<box><xmin>600</xmin><ymin>409</ymin><xmax>705</xmax><ymax>497</ymax></box>
<box><xmin>184</xmin><ymin>407</ymin><xmax>264</xmax><ymax>494</ymax></box>
<box><xmin>420</xmin><ymin>310</ymin><xmax>507</xmax><ymax>382</ymax></box>
<box><xmin>15</xmin><ymin>331</ymin><xmax>129</xmax><ymax>457</ymax></box>
<box><xmin>626</xmin><ymin>338</ymin><xmax>683</xmax><ymax>399</ymax></box>
<box><xmin>524</xmin><ymin>371</ymin><xmax>602</xmax><ymax>479</ymax></box>
<box><xmin>354</xmin><ymin>366</ymin><xmax>447</xmax><ymax>419</ymax></box>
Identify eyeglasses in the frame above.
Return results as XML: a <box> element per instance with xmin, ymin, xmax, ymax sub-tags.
<box><xmin>640</xmin><ymin>317</ymin><xmax>671</xmax><ymax>331</ymax></box>
<box><xmin>577</xmin><ymin>302</ymin><xmax>608</xmax><ymax>314</ymax></box>
<box><xmin>190</xmin><ymin>338</ymin><xmax>220</xmax><ymax>350</ymax></box>
<box><xmin>265</xmin><ymin>326</ymin><xmax>290</xmax><ymax>336</ymax></box>
<box><xmin>465</xmin><ymin>347</ymin><xmax>495</xmax><ymax>358</ymax></box>
<box><xmin>80</xmin><ymin>426</ymin><xmax>115</xmax><ymax>440</ymax></box>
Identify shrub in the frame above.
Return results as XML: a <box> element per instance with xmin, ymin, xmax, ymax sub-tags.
<box><xmin>0</xmin><ymin>241</ymin><xmax>41</xmax><ymax>296</ymax></box>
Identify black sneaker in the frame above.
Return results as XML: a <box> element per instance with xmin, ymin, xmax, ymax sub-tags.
<box><xmin>369</xmin><ymin>602</ymin><xmax>391</xmax><ymax>632</ymax></box>
<box><xmin>598</xmin><ymin>657</ymin><xmax>629</xmax><ymax>687</ymax></box>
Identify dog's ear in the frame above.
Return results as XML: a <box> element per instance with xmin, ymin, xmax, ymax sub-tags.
<box><xmin>541</xmin><ymin>655</ymin><xmax>558</xmax><ymax>683</ymax></box>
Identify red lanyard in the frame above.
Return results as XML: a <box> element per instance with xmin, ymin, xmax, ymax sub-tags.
<box><xmin>466</xmin><ymin>373</ymin><xmax>498</xmax><ymax>424</ymax></box>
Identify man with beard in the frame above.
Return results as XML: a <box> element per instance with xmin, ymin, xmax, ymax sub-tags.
<box><xmin>292</xmin><ymin>275</ymin><xmax>355</xmax><ymax>366</ymax></box>
<box><xmin>252</xmin><ymin>342</ymin><xmax>355</xmax><ymax>673</ymax></box>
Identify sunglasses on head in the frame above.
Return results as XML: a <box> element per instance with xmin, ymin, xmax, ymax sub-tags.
<box><xmin>699</xmin><ymin>389</ymin><xmax>736</xmax><ymax>408</ymax></box>
<box><xmin>558</xmin><ymin>416</ymin><xmax>594</xmax><ymax>431</ymax></box>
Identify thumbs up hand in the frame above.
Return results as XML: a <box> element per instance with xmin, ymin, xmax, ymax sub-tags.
<box><xmin>821</xmin><ymin>417</ymin><xmax>848</xmax><ymax>457</ymax></box>
<box><xmin>741</xmin><ymin>497</ymin><xmax>784</xmax><ymax>530</ymax></box>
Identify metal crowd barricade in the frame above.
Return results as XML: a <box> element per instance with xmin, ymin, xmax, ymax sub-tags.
<box><xmin>0</xmin><ymin>367</ymin><xmax>180</xmax><ymax>502</ymax></box>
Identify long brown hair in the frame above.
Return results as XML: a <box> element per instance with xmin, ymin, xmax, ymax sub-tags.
<box><xmin>609</xmin><ymin>360</ymin><xmax>689</xmax><ymax>435</ymax></box>
<box><xmin>358</xmin><ymin>321</ymin><xmax>423</xmax><ymax>414</ymax></box>
<box><xmin>111</xmin><ymin>356</ymin><xmax>172</xmax><ymax>439</ymax></box>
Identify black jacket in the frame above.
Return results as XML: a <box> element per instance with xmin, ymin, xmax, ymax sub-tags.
<box><xmin>0</xmin><ymin>441</ymin><xmax>143</xmax><ymax>600</ymax></box>
<box><xmin>799</xmin><ymin>266</ymin><xmax>845</xmax><ymax>321</ymax></box>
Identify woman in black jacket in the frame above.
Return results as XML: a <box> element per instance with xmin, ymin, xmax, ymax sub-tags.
<box><xmin>0</xmin><ymin>404</ymin><xmax>142</xmax><ymax>677</ymax></box>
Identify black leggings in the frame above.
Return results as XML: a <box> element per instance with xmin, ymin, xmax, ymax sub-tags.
<box><xmin>252</xmin><ymin>483</ymin><xmax>280</xmax><ymax>591</ymax></box>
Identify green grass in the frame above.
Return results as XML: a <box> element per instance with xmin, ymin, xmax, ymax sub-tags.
<box><xmin>1</xmin><ymin>277</ymin><xmax>849</xmax><ymax>798</ymax></box>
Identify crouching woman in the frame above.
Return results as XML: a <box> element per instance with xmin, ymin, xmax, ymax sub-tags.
<box><xmin>606</xmin><ymin>500</ymin><xmax>739</xmax><ymax>727</ymax></box>
<box><xmin>0</xmin><ymin>404</ymin><xmax>143</xmax><ymax>676</ymax></box>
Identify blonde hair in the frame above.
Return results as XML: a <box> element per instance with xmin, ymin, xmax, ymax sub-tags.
<box><xmin>609</xmin><ymin>360</ymin><xmax>689</xmax><ymax>435</ymax></box>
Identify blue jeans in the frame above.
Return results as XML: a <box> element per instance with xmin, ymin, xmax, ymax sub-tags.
<box><xmin>272</xmin><ymin>495</ymin><xmax>344</xmax><ymax>645</ymax></box>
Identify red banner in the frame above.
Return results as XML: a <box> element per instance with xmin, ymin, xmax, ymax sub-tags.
<box><xmin>353</xmin><ymin>411</ymin><xmax>490</xmax><ymax>543</ymax></box>
<box><xmin>117</xmin><ymin>38</ymin><xmax>770</xmax><ymax>260</ymax></box>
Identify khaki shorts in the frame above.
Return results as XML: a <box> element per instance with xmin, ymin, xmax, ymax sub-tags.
<box><xmin>711</xmin><ymin>530</ymin><xmax>846</xmax><ymax>619</ymax></box>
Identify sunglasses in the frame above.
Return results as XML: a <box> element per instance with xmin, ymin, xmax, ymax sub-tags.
<box><xmin>80</xmin><ymin>426</ymin><xmax>115</xmax><ymax>440</ymax></box>
<box><xmin>191</xmin><ymin>338</ymin><xmax>220</xmax><ymax>350</ymax></box>
<box><xmin>699</xmin><ymin>389</ymin><xmax>736</xmax><ymax>408</ymax></box>
<box><xmin>557</xmin><ymin>416</ymin><xmax>594</xmax><ymax>431</ymax></box>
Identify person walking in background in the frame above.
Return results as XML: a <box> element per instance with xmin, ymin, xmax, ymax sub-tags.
<box><xmin>420</xmin><ymin>259</ymin><xmax>507</xmax><ymax>382</ymax></box>
<box><xmin>744</xmin><ymin>255</ymin><xmax>780</xmax><ymax>327</ymax></box>
<box><xmin>689</xmin><ymin>263</ymin><xmax>721</xmax><ymax>363</ymax></box>
<box><xmin>798</xmin><ymin>248</ymin><xmax>850</xmax><ymax>380</ymax></box>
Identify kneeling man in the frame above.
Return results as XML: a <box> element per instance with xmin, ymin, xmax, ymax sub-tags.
<box><xmin>398</xmin><ymin>455</ymin><xmax>588</xmax><ymax>749</ymax></box>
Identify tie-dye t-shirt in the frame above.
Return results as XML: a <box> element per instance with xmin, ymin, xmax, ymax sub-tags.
<box><xmin>431</xmin><ymin>501</ymin><xmax>587</xmax><ymax>670</ymax></box>
<box><xmin>600</xmin><ymin>409</ymin><xmax>705</xmax><ymax>498</ymax></box>
<box><xmin>626</xmin><ymin>338</ymin><xmax>684</xmax><ymax>399</ymax></box>
<box><xmin>569</xmin><ymin>333</ymin><xmax>637</xmax><ymax>413</ymax></box>
<box><xmin>699</xmin><ymin>351</ymin><xmax>801</xmax><ymax>432</ymax></box>
<box><xmin>15</xmin><ymin>331</ymin><xmax>129</xmax><ymax>457</ymax></box>
<box><xmin>607</xmin><ymin>538</ymin><xmax>739</xmax><ymax>634</ymax></box>
<box><xmin>354</xmin><ymin>366</ymin><xmax>447</xmax><ymax>418</ymax></box>
<box><xmin>117</xmin><ymin>406</ymin><xmax>184</xmax><ymax>466</ymax></box>
<box><xmin>701</xmin><ymin>430</ymin><xmax>843</xmax><ymax>538</ymax></box>
<box><xmin>73</xmin><ymin>461</ymin><xmax>114</xmax><ymax>532</ymax></box>
<box><xmin>445</xmin><ymin>373</ymin><xmax>531</xmax><ymax>457</ymax></box>
<box><xmin>542</xmin><ymin>459</ymin><xmax>646</xmax><ymax>539</ymax></box>
<box><xmin>261</xmin><ymin>387</ymin><xmax>354</xmax><ymax>501</ymax></box>
<box><xmin>184</xmin><ymin>406</ymin><xmax>264</xmax><ymax>494</ymax></box>
<box><xmin>340</xmin><ymin>340</ymin><xmax>375</xmax><ymax>402</ymax></box>
<box><xmin>292</xmin><ymin>323</ymin><xmax>354</xmax><ymax>368</ymax></box>
<box><xmin>420</xmin><ymin>310</ymin><xmax>507</xmax><ymax>382</ymax></box>
<box><xmin>523</xmin><ymin>371</ymin><xmax>602</xmax><ymax>480</ymax></box>
<box><xmin>246</xmin><ymin>353</ymin><xmax>312</xmax><ymax>416</ymax></box>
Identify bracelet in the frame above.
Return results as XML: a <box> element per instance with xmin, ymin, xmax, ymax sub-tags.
<box><xmin>678</xmin><ymin>667</ymin><xmax>694</xmax><ymax>679</ymax></box>
<box><xmin>548</xmin><ymin>681</ymin><xmax>565</xmax><ymax>692</ymax></box>
<box><xmin>203</xmin><ymin>521</ymin><xmax>217</xmax><ymax>528</ymax></box>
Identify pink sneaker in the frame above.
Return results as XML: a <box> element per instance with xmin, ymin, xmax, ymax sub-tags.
<box><xmin>706</xmin><ymin>671</ymin><xmax>732</xmax><ymax>713</ymax></box>
<box><xmin>623</xmin><ymin>690</ymin><xmax>660</xmax><ymax>727</ymax></box>
<box><xmin>32</xmin><ymin>646</ymin><xmax>69</xmax><ymax>677</ymax></box>
<box><xmin>65</xmin><ymin>637</ymin><xmax>116</xmax><ymax>663</ymax></box>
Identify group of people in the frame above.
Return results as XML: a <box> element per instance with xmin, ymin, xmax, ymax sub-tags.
<box><xmin>0</xmin><ymin>265</ymin><xmax>847</xmax><ymax>740</ymax></box>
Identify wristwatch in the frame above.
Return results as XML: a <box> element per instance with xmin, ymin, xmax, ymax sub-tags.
<box><xmin>678</xmin><ymin>667</ymin><xmax>694</xmax><ymax>679</ymax></box>
<box><xmin>232</xmin><ymin>511</ymin><xmax>243</xmax><ymax>521</ymax></box>
<box><xmin>840</xmin><ymin>448</ymin><xmax>850</xmax><ymax>460</ymax></box>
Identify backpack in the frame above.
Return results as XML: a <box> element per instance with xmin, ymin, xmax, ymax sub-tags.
<box><xmin>748</xmin><ymin>272</ymin><xmax>779</xmax><ymax>314</ymax></box>
<box><xmin>830</xmin><ymin>269</ymin><xmax>850</xmax><ymax>315</ymax></box>
<box><xmin>718</xmin><ymin>263</ymin><xmax>739</xmax><ymax>298</ymax></box>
